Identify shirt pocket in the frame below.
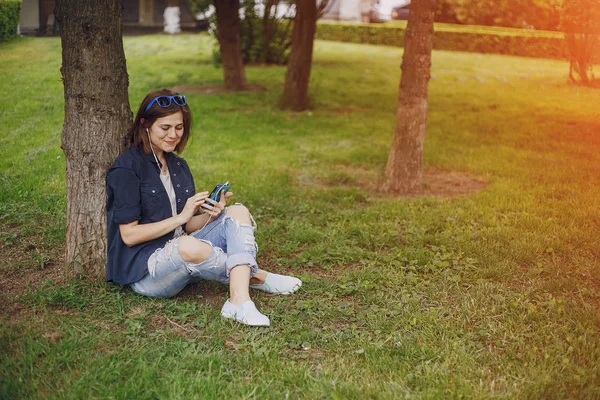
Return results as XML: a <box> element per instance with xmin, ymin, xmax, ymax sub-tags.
<box><xmin>179</xmin><ymin>184</ymin><xmax>196</xmax><ymax>213</ymax></box>
<box><xmin>140</xmin><ymin>185</ymin><xmax>167</xmax><ymax>221</ymax></box>
<box><xmin>180</xmin><ymin>184</ymin><xmax>195</xmax><ymax>199</ymax></box>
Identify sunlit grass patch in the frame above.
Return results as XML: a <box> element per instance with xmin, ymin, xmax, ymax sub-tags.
<box><xmin>1</xmin><ymin>34</ymin><xmax>599</xmax><ymax>398</ymax></box>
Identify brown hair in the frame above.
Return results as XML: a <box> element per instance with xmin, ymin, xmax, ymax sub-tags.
<box><xmin>126</xmin><ymin>88</ymin><xmax>192</xmax><ymax>154</ymax></box>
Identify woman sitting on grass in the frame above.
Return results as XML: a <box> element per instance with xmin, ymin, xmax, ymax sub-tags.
<box><xmin>105</xmin><ymin>89</ymin><xmax>301</xmax><ymax>326</ymax></box>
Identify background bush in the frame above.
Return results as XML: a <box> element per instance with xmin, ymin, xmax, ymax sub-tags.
<box><xmin>237</xmin><ymin>1</ymin><xmax>292</xmax><ymax>65</ymax></box>
<box><xmin>437</xmin><ymin>0</ymin><xmax>562</xmax><ymax>31</ymax></box>
<box><xmin>198</xmin><ymin>0</ymin><xmax>293</xmax><ymax>66</ymax></box>
<box><xmin>315</xmin><ymin>21</ymin><xmax>593</xmax><ymax>60</ymax></box>
<box><xmin>0</xmin><ymin>0</ymin><xmax>21</xmax><ymax>41</ymax></box>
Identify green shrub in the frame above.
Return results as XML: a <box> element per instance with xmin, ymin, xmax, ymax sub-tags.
<box><xmin>207</xmin><ymin>0</ymin><xmax>293</xmax><ymax>66</ymax></box>
<box><xmin>561</xmin><ymin>0</ymin><xmax>600</xmax><ymax>83</ymax></box>
<box><xmin>438</xmin><ymin>0</ymin><xmax>562</xmax><ymax>31</ymax></box>
<box><xmin>316</xmin><ymin>21</ymin><xmax>596</xmax><ymax>60</ymax></box>
<box><xmin>237</xmin><ymin>1</ymin><xmax>292</xmax><ymax>65</ymax></box>
<box><xmin>0</xmin><ymin>0</ymin><xmax>21</xmax><ymax>41</ymax></box>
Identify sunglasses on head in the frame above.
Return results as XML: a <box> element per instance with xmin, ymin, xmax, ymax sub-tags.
<box><xmin>145</xmin><ymin>94</ymin><xmax>187</xmax><ymax>112</ymax></box>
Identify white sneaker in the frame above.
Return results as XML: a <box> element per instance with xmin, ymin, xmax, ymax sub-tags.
<box><xmin>221</xmin><ymin>300</ymin><xmax>270</xmax><ymax>326</ymax></box>
<box><xmin>249</xmin><ymin>273</ymin><xmax>302</xmax><ymax>295</ymax></box>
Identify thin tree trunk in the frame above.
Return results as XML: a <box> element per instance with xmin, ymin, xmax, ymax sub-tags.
<box><xmin>382</xmin><ymin>0</ymin><xmax>436</xmax><ymax>194</ymax></box>
<box><xmin>261</xmin><ymin>0</ymin><xmax>276</xmax><ymax>63</ymax></box>
<box><xmin>215</xmin><ymin>0</ymin><xmax>247</xmax><ymax>91</ymax></box>
<box><xmin>55</xmin><ymin>0</ymin><xmax>131</xmax><ymax>279</ymax></box>
<box><xmin>579</xmin><ymin>33</ymin><xmax>591</xmax><ymax>83</ymax></box>
<box><xmin>279</xmin><ymin>0</ymin><xmax>317</xmax><ymax>111</ymax></box>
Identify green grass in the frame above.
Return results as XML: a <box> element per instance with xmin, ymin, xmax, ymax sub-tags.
<box><xmin>1</xmin><ymin>34</ymin><xmax>599</xmax><ymax>399</ymax></box>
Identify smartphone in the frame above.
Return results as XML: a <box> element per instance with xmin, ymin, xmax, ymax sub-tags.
<box><xmin>207</xmin><ymin>181</ymin><xmax>230</xmax><ymax>203</ymax></box>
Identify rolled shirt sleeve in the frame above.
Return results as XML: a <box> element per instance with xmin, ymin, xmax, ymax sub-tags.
<box><xmin>107</xmin><ymin>167</ymin><xmax>141</xmax><ymax>224</ymax></box>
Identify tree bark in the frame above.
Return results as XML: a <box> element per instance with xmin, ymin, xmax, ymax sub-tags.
<box><xmin>381</xmin><ymin>0</ymin><xmax>436</xmax><ymax>194</ymax></box>
<box><xmin>215</xmin><ymin>0</ymin><xmax>247</xmax><ymax>90</ymax></box>
<box><xmin>279</xmin><ymin>0</ymin><xmax>317</xmax><ymax>111</ymax></box>
<box><xmin>55</xmin><ymin>0</ymin><xmax>131</xmax><ymax>279</ymax></box>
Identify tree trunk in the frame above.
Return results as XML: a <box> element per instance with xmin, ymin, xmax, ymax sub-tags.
<box><xmin>279</xmin><ymin>0</ymin><xmax>317</xmax><ymax>111</ymax></box>
<box><xmin>55</xmin><ymin>0</ymin><xmax>131</xmax><ymax>279</ymax></box>
<box><xmin>578</xmin><ymin>33</ymin><xmax>592</xmax><ymax>84</ymax></box>
<box><xmin>215</xmin><ymin>0</ymin><xmax>247</xmax><ymax>91</ymax></box>
<box><xmin>381</xmin><ymin>0</ymin><xmax>436</xmax><ymax>194</ymax></box>
<box><xmin>261</xmin><ymin>0</ymin><xmax>276</xmax><ymax>64</ymax></box>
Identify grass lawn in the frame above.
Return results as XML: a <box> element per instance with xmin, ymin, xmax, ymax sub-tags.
<box><xmin>1</xmin><ymin>33</ymin><xmax>599</xmax><ymax>399</ymax></box>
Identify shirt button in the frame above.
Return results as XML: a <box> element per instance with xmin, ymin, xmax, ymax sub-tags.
<box><xmin>177</xmin><ymin>162</ymin><xmax>180</xmax><ymax>165</ymax></box>
<box><xmin>176</xmin><ymin>184</ymin><xmax>180</xmax><ymax>188</ymax></box>
<box><xmin>173</xmin><ymin>173</ymin><xmax>176</xmax><ymax>177</ymax></box>
<box><xmin>152</xmin><ymin>190</ymin><xmax>155</xmax><ymax>193</ymax></box>
<box><xmin>177</xmin><ymin>199</ymin><xmax>181</xmax><ymax>202</ymax></box>
<box><xmin>185</xmin><ymin>189</ymin><xmax>189</xmax><ymax>193</ymax></box>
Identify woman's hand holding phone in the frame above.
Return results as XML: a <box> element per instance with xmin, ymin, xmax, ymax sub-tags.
<box><xmin>180</xmin><ymin>192</ymin><xmax>208</xmax><ymax>223</ymax></box>
<box><xmin>202</xmin><ymin>190</ymin><xmax>233</xmax><ymax>217</ymax></box>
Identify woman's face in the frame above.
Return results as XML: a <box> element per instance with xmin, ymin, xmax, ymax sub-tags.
<box><xmin>147</xmin><ymin>110</ymin><xmax>184</xmax><ymax>155</ymax></box>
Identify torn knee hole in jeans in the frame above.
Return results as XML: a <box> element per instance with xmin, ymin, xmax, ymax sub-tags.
<box><xmin>222</xmin><ymin>215</ymin><xmax>254</xmax><ymax>228</ymax></box>
<box><xmin>223</xmin><ymin>204</ymin><xmax>258</xmax><ymax>230</ymax></box>
<box><xmin>183</xmin><ymin>239</ymin><xmax>222</xmax><ymax>274</ymax></box>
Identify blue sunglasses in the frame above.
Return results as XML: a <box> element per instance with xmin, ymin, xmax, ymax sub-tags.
<box><xmin>145</xmin><ymin>94</ymin><xmax>186</xmax><ymax>112</ymax></box>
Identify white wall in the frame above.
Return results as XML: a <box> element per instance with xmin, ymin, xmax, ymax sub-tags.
<box><xmin>338</xmin><ymin>0</ymin><xmax>361</xmax><ymax>21</ymax></box>
<box><xmin>19</xmin><ymin>0</ymin><xmax>40</xmax><ymax>33</ymax></box>
<box><xmin>322</xmin><ymin>0</ymin><xmax>371</xmax><ymax>22</ymax></box>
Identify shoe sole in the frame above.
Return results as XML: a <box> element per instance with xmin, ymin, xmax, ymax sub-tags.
<box><xmin>280</xmin><ymin>282</ymin><xmax>302</xmax><ymax>295</ymax></box>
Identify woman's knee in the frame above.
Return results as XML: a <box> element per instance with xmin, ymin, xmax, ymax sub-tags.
<box><xmin>226</xmin><ymin>204</ymin><xmax>251</xmax><ymax>224</ymax></box>
<box><xmin>178</xmin><ymin>236</ymin><xmax>212</xmax><ymax>264</ymax></box>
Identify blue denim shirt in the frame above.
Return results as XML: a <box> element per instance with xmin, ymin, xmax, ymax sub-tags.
<box><xmin>106</xmin><ymin>147</ymin><xmax>197</xmax><ymax>285</ymax></box>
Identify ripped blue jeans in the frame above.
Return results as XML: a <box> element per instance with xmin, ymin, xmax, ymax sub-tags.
<box><xmin>130</xmin><ymin>206</ymin><xmax>258</xmax><ymax>298</ymax></box>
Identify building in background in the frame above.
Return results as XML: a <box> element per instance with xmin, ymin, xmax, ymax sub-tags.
<box><xmin>19</xmin><ymin>0</ymin><xmax>196</xmax><ymax>35</ymax></box>
<box><xmin>321</xmin><ymin>0</ymin><xmax>372</xmax><ymax>23</ymax></box>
